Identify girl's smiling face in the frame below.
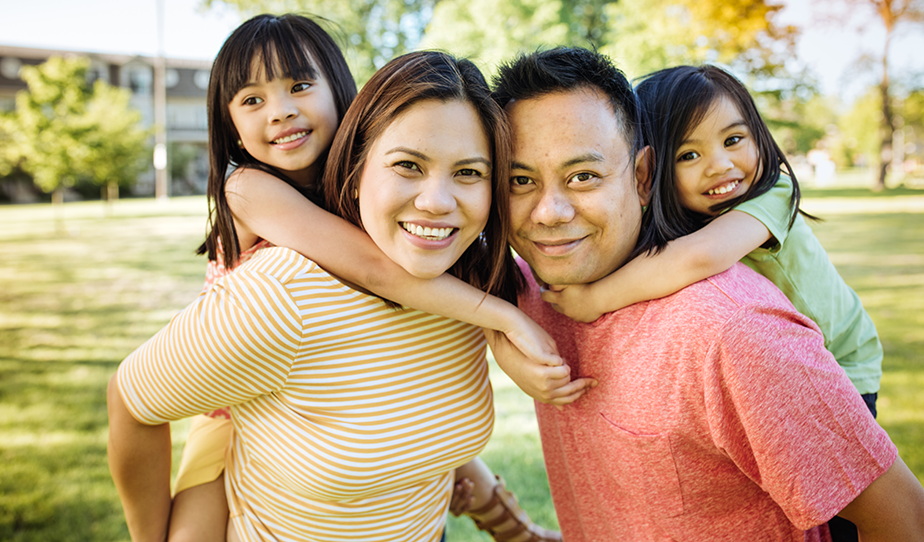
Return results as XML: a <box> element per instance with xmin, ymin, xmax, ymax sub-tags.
<box><xmin>228</xmin><ymin>53</ymin><xmax>339</xmax><ymax>187</ymax></box>
<box><xmin>357</xmin><ymin>99</ymin><xmax>492</xmax><ymax>279</ymax></box>
<box><xmin>673</xmin><ymin>96</ymin><xmax>759</xmax><ymax>216</ymax></box>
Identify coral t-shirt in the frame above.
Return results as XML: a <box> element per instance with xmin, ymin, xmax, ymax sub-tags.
<box><xmin>518</xmin><ymin>260</ymin><xmax>896</xmax><ymax>542</ymax></box>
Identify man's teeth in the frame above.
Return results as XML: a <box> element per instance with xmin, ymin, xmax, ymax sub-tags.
<box><xmin>402</xmin><ymin>223</ymin><xmax>453</xmax><ymax>240</ymax></box>
<box><xmin>273</xmin><ymin>131</ymin><xmax>308</xmax><ymax>144</ymax></box>
<box><xmin>707</xmin><ymin>180</ymin><xmax>739</xmax><ymax>195</ymax></box>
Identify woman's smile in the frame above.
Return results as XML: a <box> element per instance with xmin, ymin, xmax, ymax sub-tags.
<box><xmin>358</xmin><ymin>99</ymin><xmax>492</xmax><ymax>279</ymax></box>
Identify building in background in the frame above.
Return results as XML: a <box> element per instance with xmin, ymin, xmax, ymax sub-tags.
<box><xmin>0</xmin><ymin>45</ymin><xmax>211</xmax><ymax>201</ymax></box>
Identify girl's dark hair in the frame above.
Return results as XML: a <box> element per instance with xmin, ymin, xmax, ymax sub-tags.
<box><xmin>635</xmin><ymin>65</ymin><xmax>809</xmax><ymax>255</ymax></box>
<box><xmin>322</xmin><ymin>51</ymin><xmax>523</xmax><ymax>304</ymax></box>
<box><xmin>198</xmin><ymin>13</ymin><xmax>357</xmax><ymax>269</ymax></box>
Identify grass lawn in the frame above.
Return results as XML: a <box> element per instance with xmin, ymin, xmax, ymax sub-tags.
<box><xmin>0</xmin><ymin>189</ymin><xmax>921</xmax><ymax>541</ymax></box>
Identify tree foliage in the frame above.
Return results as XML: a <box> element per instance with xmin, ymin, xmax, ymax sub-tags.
<box><xmin>818</xmin><ymin>0</ymin><xmax>924</xmax><ymax>187</ymax></box>
<box><xmin>2</xmin><ymin>56</ymin><xmax>149</xmax><ymax>196</ymax></box>
<box><xmin>206</xmin><ymin>0</ymin><xmax>437</xmax><ymax>83</ymax></box>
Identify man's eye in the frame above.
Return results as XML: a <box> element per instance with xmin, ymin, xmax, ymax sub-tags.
<box><xmin>677</xmin><ymin>151</ymin><xmax>698</xmax><ymax>162</ymax></box>
<box><xmin>569</xmin><ymin>172</ymin><xmax>593</xmax><ymax>183</ymax></box>
<box><xmin>511</xmin><ymin>176</ymin><xmax>532</xmax><ymax>186</ymax></box>
<box><xmin>292</xmin><ymin>82</ymin><xmax>312</xmax><ymax>93</ymax></box>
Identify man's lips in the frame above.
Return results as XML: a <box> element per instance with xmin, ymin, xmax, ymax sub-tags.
<box><xmin>530</xmin><ymin>237</ymin><xmax>585</xmax><ymax>256</ymax></box>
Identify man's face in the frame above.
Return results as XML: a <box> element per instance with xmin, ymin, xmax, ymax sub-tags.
<box><xmin>507</xmin><ymin>87</ymin><xmax>649</xmax><ymax>286</ymax></box>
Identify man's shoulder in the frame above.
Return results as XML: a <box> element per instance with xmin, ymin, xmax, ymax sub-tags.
<box><xmin>653</xmin><ymin>263</ymin><xmax>794</xmax><ymax>318</ymax></box>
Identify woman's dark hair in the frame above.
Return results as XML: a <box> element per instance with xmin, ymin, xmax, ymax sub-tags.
<box><xmin>322</xmin><ymin>51</ymin><xmax>522</xmax><ymax>304</ymax></box>
<box><xmin>198</xmin><ymin>13</ymin><xmax>357</xmax><ymax>269</ymax></box>
<box><xmin>635</xmin><ymin>65</ymin><xmax>809</xmax><ymax>255</ymax></box>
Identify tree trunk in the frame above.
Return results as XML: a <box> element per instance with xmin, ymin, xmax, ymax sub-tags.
<box><xmin>52</xmin><ymin>187</ymin><xmax>65</xmax><ymax>234</ymax></box>
<box><xmin>105</xmin><ymin>181</ymin><xmax>119</xmax><ymax>217</ymax></box>
<box><xmin>875</xmin><ymin>4</ymin><xmax>895</xmax><ymax>191</ymax></box>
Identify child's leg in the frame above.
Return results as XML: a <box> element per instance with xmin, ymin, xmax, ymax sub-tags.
<box><xmin>168</xmin><ymin>414</ymin><xmax>234</xmax><ymax>542</ymax></box>
<box><xmin>169</xmin><ymin>476</ymin><xmax>229</xmax><ymax>542</ymax></box>
<box><xmin>452</xmin><ymin>457</ymin><xmax>562</xmax><ymax>542</ymax></box>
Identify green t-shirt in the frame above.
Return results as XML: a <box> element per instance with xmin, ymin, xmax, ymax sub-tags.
<box><xmin>735</xmin><ymin>175</ymin><xmax>882</xmax><ymax>394</ymax></box>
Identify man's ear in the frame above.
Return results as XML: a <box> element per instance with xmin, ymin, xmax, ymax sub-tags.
<box><xmin>635</xmin><ymin>145</ymin><xmax>653</xmax><ymax>206</ymax></box>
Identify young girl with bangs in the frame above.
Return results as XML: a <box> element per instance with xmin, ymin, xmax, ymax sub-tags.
<box><xmin>109</xmin><ymin>13</ymin><xmax>576</xmax><ymax>542</ymax></box>
<box><xmin>543</xmin><ymin>65</ymin><xmax>883</xmax><ymax>441</ymax></box>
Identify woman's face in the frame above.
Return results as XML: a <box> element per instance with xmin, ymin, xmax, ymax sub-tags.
<box><xmin>358</xmin><ymin>99</ymin><xmax>492</xmax><ymax>279</ymax></box>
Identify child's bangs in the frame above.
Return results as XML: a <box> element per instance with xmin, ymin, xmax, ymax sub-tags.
<box><xmin>223</xmin><ymin>33</ymin><xmax>320</xmax><ymax>102</ymax></box>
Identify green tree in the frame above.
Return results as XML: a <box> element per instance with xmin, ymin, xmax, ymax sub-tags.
<box><xmin>81</xmin><ymin>82</ymin><xmax>151</xmax><ymax>211</ymax></box>
<box><xmin>207</xmin><ymin>0</ymin><xmax>436</xmax><ymax>83</ymax></box>
<box><xmin>833</xmin><ymin>89</ymin><xmax>881</xmax><ymax>169</ymax></box>
<box><xmin>4</xmin><ymin>56</ymin><xmax>151</xmax><ymax>224</ymax></box>
<box><xmin>422</xmin><ymin>0</ymin><xmax>799</xmax><ymax>82</ymax></box>
<box><xmin>4</xmin><ymin>56</ymin><xmax>95</xmax><ymax>210</ymax></box>
<box><xmin>820</xmin><ymin>0</ymin><xmax>924</xmax><ymax>188</ymax></box>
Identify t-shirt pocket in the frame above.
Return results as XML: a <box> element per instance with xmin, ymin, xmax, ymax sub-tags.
<box><xmin>594</xmin><ymin>411</ymin><xmax>684</xmax><ymax>518</ymax></box>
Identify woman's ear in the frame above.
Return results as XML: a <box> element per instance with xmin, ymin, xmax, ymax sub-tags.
<box><xmin>635</xmin><ymin>146</ymin><xmax>653</xmax><ymax>206</ymax></box>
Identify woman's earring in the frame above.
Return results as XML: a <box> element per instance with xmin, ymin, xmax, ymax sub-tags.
<box><xmin>236</xmin><ymin>139</ymin><xmax>244</xmax><ymax>148</ymax></box>
<box><xmin>352</xmin><ymin>188</ymin><xmax>359</xmax><ymax>200</ymax></box>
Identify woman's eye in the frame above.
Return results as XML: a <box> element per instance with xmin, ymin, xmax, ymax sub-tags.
<box><xmin>569</xmin><ymin>172</ymin><xmax>593</xmax><ymax>183</ymax></box>
<box><xmin>242</xmin><ymin>96</ymin><xmax>263</xmax><ymax>106</ymax></box>
<box><xmin>677</xmin><ymin>151</ymin><xmax>698</xmax><ymax>162</ymax></box>
<box><xmin>292</xmin><ymin>82</ymin><xmax>312</xmax><ymax>93</ymax></box>
<box><xmin>395</xmin><ymin>161</ymin><xmax>420</xmax><ymax>172</ymax></box>
<box><xmin>725</xmin><ymin>135</ymin><xmax>742</xmax><ymax>147</ymax></box>
<box><xmin>457</xmin><ymin>168</ymin><xmax>484</xmax><ymax>178</ymax></box>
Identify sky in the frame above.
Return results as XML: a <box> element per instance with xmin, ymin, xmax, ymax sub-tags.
<box><xmin>2</xmin><ymin>0</ymin><xmax>923</xmax><ymax>103</ymax></box>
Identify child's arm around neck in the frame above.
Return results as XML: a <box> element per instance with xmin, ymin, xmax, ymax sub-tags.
<box><xmin>224</xmin><ymin>168</ymin><xmax>589</xmax><ymax>402</ymax></box>
<box><xmin>543</xmin><ymin>210</ymin><xmax>772</xmax><ymax>322</ymax></box>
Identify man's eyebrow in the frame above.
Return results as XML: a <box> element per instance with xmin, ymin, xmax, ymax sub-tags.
<box><xmin>562</xmin><ymin>152</ymin><xmax>605</xmax><ymax>168</ymax></box>
<box><xmin>511</xmin><ymin>161</ymin><xmax>534</xmax><ymax>172</ymax></box>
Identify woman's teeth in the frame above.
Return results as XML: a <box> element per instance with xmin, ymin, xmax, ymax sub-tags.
<box><xmin>402</xmin><ymin>223</ymin><xmax>453</xmax><ymax>240</ymax></box>
<box><xmin>273</xmin><ymin>131</ymin><xmax>308</xmax><ymax>144</ymax></box>
<box><xmin>707</xmin><ymin>180</ymin><xmax>739</xmax><ymax>195</ymax></box>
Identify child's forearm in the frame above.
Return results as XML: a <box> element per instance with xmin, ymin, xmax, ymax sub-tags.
<box><xmin>580</xmin><ymin>210</ymin><xmax>773</xmax><ymax>312</ymax></box>
<box><xmin>227</xmin><ymin>171</ymin><xmax>520</xmax><ymax>332</ymax></box>
<box><xmin>106</xmin><ymin>376</ymin><xmax>172</xmax><ymax>542</ymax></box>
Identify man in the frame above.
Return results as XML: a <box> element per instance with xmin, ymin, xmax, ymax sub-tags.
<box><xmin>493</xmin><ymin>47</ymin><xmax>924</xmax><ymax>541</ymax></box>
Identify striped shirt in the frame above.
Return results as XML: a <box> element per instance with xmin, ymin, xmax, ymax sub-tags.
<box><xmin>118</xmin><ymin>246</ymin><xmax>494</xmax><ymax>541</ymax></box>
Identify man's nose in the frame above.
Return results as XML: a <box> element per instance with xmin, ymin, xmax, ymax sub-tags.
<box><xmin>415</xmin><ymin>176</ymin><xmax>457</xmax><ymax>215</ymax></box>
<box><xmin>530</xmin><ymin>185</ymin><xmax>575</xmax><ymax>226</ymax></box>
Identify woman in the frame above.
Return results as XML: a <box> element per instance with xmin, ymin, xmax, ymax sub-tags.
<box><xmin>108</xmin><ymin>51</ymin><xmax>530</xmax><ymax>542</ymax></box>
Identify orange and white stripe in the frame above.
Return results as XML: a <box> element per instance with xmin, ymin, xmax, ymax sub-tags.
<box><xmin>118</xmin><ymin>246</ymin><xmax>494</xmax><ymax>541</ymax></box>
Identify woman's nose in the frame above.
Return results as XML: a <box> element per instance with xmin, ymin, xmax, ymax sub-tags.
<box><xmin>415</xmin><ymin>177</ymin><xmax>457</xmax><ymax>215</ymax></box>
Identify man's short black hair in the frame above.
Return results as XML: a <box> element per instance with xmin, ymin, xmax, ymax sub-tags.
<box><xmin>492</xmin><ymin>47</ymin><xmax>641</xmax><ymax>154</ymax></box>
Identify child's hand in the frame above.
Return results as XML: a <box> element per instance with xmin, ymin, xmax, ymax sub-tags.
<box><xmin>500</xmin><ymin>309</ymin><xmax>565</xmax><ymax>368</ymax></box>
<box><xmin>485</xmin><ymin>329</ymin><xmax>597</xmax><ymax>407</ymax></box>
<box><xmin>540</xmin><ymin>284</ymin><xmax>604</xmax><ymax>323</ymax></box>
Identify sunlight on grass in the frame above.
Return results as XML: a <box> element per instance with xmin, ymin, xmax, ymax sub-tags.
<box><xmin>0</xmin><ymin>192</ymin><xmax>921</xmax><ymax>540</ymax></box>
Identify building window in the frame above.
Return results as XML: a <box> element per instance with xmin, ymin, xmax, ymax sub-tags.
<box><xmin>0</xmin><ymin>57</ymin><xmax>22</xmax><ymax>80</ymax></box>
<box><xmin>165</xmin><ymin>68</ymin><xmax>179</xmax><ymax>88</ymax></box>
<box><xmin>194</xmin><ymin>70</ymin><xmax>210</xmax><ymax>90</ymax></box>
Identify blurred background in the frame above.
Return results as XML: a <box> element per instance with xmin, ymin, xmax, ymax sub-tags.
<box><xmin>1</xmin><ymin>1</ymin><xmax>922</xmax><ymax>541</ymax></box>
<box><xmin>2</xmin><ymin>0</ymin><xmax>923</xmax><ymax>200</ymax></box>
